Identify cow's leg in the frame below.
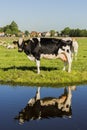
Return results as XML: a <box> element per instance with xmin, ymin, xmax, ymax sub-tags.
<box><xmin>62</xmin><ymin>87</ymin><xmax>72</xmax><ymax>112</ymax></box>
<box><xmin>74</xmin><ymin>51</ymin><xmax>78</xmax><ymax>60</ymax></box>
<box><xmin>36</xmin><ymin>59</ymin><xmax>40</xmax><ymax>74</ymax></box>
<box><xmin>68</xmin><ymin>60</ymin><xmax>72</xmax><ymax>73</ymax></box>
<box><xmin>68</xmin><ymin>56</ymin><xmax>72</xmax><ymax>73</ymax></box>
<box><xmin>61</xmin><ymin>53</ymin><xmax>72</xmax><ymax>72</ymax></box>
<box><xmin>28</xmin><ymin>87</ymin><xmax>40</xmax><ymax>105</ymax></box>
<box><xmin>63</xmin><ymin>62</ymin><xmax>67</xmax><ymax>71</ymax></box>
<box><xmin>36</xmin><ymin>87</ymin><xmax>40</xmax><ymax>100</ymax></box>
<box><xmin>66</xmin><ymin>52</ymin><xmax>72</xmax><ymax>73</ymax></box>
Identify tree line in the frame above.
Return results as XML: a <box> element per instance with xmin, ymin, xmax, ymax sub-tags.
<box><xmin>0</xmin><ymin>21</ymin><xmax>87</xmax><ymax>37</ymax></box>
<box><xmin>61</xmin><ymin>27</ymin><xmax>87</xmax><ymax>37</ymax></box>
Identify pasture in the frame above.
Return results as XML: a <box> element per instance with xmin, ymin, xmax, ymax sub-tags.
<box><xmin>0</xmin><ymin>37</ymin><xmax>87</xmax><ymax>87</ymax></box>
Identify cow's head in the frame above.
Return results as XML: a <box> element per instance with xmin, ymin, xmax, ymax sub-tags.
<box><xmin>18</xmin><ymin>38</ymin><xmax>24</xmax><ymax>52</ymax></box>
<box><xmin>13</xmin><ymin>38</ymin><xmax>24</xmax><ymax>52</ymax></box>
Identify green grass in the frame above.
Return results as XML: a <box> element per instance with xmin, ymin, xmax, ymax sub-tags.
<box><xmin>0</xmin><ymin>37</ymin><xmax>87</xmax><ymax>87</ymax></box>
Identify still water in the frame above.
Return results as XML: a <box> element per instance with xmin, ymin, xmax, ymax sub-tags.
<box><xmin>0</xmin><ymin>84</ymin><xmax>87</xmax><ymax>130</ymax></box>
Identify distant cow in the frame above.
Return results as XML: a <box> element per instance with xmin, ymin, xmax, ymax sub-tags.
<box><xmin>63</xmin><ymin>37</ymin><xmax>79</xmax><ymax>60</ymax></box>
<box><xmin>14</xmin><ymin>87</ymin><xmax>73</xmax><ymax>124</ymax></box>
<box><xmin>13</xmin><ymin>37</ymin><xmax>73</xmax><ymax>73</ymax></box>
<box><xmin>72</xmin><ymin>38</ymin><xmax>78</xmax><ymax>60</ymax></box>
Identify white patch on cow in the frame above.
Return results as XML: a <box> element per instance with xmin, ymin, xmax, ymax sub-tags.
<box><xmin>18</xmin><ymin>38</ymin><xmax>23</xmax><ymax>45</ymax></box>
<box><xmin>62</xmin><ymin>37</ymin><xmax>72</xmax><ymax>41</ymax></box>
<box><xmin>27</xmin><ymin>55</ymin><xmax>35</xmax><ymax>61</ymax></box>
<box><xmin>30</xmin><ymin>38</ymin><xmax>34</xmax><ymax>43</ymax></box>
<box><xmin>30</xmin><ymin>38</ymin><xmax>32</xmax><ymax>40</ymax></box>
<box><xmin>58</xmin><ymin>48</ymin><xmax>64</xmax><ymax>54</ymax></box>
<box><xmin>37</xmin><ymin>37</ymin><xmax>40</xmax><ymax>42</ymax></box>
<box><xmin>37</xmin><ymin>37</ymin><xmax>41</xmax><ymax>47</ymax></box>
<box><xmin>36</xmin><ymin>60</ymin><xmax>40</xmax><ymax>74</ymax></box>
<box><xmin>41</xmin><ymin>54</ymin><xmax>57</xmax><ymax>59</ymax></box>
<box><xmin>62</xmin><ymin>45</ymin><xmax>70</xmax><ymax>52</ymax></box>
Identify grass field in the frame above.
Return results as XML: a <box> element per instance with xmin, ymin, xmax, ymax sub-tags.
<box><xmin>0</xmin><ymin>37</ymin><xmax>87</xmax><ymax>87</ymax></box>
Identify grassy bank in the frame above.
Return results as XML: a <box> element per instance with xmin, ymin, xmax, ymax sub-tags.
<box><xmin>0</xmin><ymin>37</ymin><xmax>87</xmax><ymax>87</ymax></box>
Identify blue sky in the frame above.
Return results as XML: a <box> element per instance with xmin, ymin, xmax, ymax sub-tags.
<box><xmin>0</xmin><ymin>0</ymin><xmax>87</xmax><ymax>32</ymax></box>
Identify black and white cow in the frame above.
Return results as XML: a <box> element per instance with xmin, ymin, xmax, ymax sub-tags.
<box><xmin>14</xmin><ymin>87</ymin><xmax>73</xmax><ymax>124</ymax></box>
<box><xmin>13</xmin><ymin>37</ymin><xmax>73</xmax><ymax>73</ymax></box>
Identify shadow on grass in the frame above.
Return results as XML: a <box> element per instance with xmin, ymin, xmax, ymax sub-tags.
<box><xmin>1</xmin><ymin>65</ymin><xmax>58</xmax><ymax>72</ymax></box>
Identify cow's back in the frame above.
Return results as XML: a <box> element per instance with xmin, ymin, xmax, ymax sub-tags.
<box><xmin>40</xmin><ymin>38</ymin><xmax>59</xmax><ymax>54</ymax></box>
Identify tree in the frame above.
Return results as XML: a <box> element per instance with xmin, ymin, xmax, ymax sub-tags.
<box><xmin>61</xmin><ymin>27</ymin><xmax>71</xmax><ymax>36</ymax></box>
<box><xmin>9</xmin><ymin>21</ymin><xmax>19</xmax><ymax>35</ymax></box>
<box><xmin>50</xmin><ymin>30</ymin><xmax>56</xmax><ymax>37</ymax></box>
<box><xmin>0</xmin><ymin>27</ymin><xmax>4</xmax><ymax>32</ymax></box>
<box><xmin>80</xmin><ymin>29</ymin><xmax>87</xmax><ymax>37</ymax></box>
<box><xmin>24</xmin><ymin>30</ymin><xmax>29</xmax><ymax>37</ymax></box>
<box><xmin>5</xmin><ymin>28</ymin><xmax>12</xmax><ymax>35</ymax></box>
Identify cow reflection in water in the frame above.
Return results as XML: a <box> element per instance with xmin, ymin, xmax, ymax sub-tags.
<box><xmin>15</xmin><ymin>87</ymin><xmax>75</xmax><ymax>124</ymax></box>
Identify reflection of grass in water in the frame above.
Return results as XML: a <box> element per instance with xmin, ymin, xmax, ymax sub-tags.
<box><xmin>0</xmin><ymin>37</ymin><xmax>87</xmax><ymax>87</ymax></box>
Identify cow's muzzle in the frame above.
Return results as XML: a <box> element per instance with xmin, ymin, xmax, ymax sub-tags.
<box><xmin>18</xmin><ymin>48</ymin><xmax>23</xmax><ymax>52</ymax></box>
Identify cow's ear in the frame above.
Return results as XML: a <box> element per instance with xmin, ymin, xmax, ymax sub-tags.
<box><xmin>13</xmin><ymin>41</ymin><xmax>18</xmax><ymax>44</ymax></box>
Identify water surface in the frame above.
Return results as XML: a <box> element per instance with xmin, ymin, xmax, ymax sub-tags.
<box><xmin>0</xmin><ymin>84</ymin><xmax>87</xmax><ymax>130</ymax></box>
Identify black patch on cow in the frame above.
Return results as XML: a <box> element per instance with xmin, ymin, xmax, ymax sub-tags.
<box><xmin>67</xmin><ymin>49</ymin><xmax>70</xmax><ymax>53</ymax></box>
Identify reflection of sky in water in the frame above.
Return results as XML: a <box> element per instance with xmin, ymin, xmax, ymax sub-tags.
<box><xmin>0</xmin><ymin>84</ymin><xmax>87</xmax><ymax>130</ymax></box>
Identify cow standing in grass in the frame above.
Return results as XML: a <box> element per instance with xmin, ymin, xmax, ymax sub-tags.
<box><xmin>13</xmin><ymin>37</ymin><xmax>73</xmax><ymax>73</ymax></box>
<box><xmin>72</xmin><ymin>38</ymin><xmax>78</xmax><ymax>60</ymax></box>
